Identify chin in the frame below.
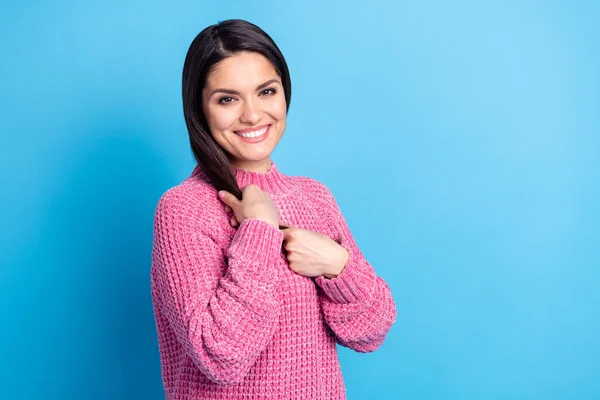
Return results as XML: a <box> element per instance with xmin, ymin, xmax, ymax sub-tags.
<box><xmin>239</xmin><ymin>143</ymin><xmax>277</xmax><ymax>160</ymax></box>
<box><xmin>240</xmin><ymin>152</ymin><xmax>273</xmax><ymax>162</ymax></box>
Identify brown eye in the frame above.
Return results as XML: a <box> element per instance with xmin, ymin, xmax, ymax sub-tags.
<box><xmin>219</xmin><ymin>96</ymin><xmax>235</xmax><ymax>104</ymax></box>
<box><xmin>260</xmin><ymin>88</ymin><xmax>276</xmax><ymax>96</ymax></box>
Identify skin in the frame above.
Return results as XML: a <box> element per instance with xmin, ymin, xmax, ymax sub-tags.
<box><xmin>205</xmin><ymin>51</ymin><xmax>349</xmax><ymax>279</ymax></box>
<box><xmin>202</xmin><ymin>51</ymin><xmax>286</xmax><ymax>173</ymax></box>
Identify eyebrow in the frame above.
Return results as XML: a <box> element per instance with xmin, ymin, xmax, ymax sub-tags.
<box><xmin>210</xmin><ymin>79</ymin><xmax>281</xmax><ymax>97</ymax></box>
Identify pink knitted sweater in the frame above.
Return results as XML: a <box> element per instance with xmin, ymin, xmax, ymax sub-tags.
<box><xmin>150</xmin><ymin>161</ymin><xmax>396</xmax><ymax>399</ymax></box>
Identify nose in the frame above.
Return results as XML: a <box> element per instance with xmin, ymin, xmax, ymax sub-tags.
<box><xmin>240</xmin><ymin>98</ymin><xmax>261</xmax><ymax>125</ymax></box>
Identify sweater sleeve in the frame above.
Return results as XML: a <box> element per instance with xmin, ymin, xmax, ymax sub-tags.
<box><xmin>312</xmin><ymin>183</ymin><xmax>397</xmax><ymax>353</ymax></box>
<box><xmin>151</xmin><ymin>190</ymin><xmax>284</xmax><ymax>385</ymax></box>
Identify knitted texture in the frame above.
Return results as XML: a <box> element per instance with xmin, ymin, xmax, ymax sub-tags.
<box><xmin>150</xmin><ymin>161</ymin><xmax>396</xmax><ymax>399</ymax></box>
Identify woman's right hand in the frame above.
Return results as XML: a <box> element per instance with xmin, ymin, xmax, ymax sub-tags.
<box><xmin>218</xmin><ymin>184</ymin><xmax>280</xmax><ymax>229</ymax></box>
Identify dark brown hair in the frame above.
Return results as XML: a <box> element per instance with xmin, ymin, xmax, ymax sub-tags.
<box><xmin>182</xmin><ymin>19</ymin><xmax>292</xmax><ymax>200</ymax></box>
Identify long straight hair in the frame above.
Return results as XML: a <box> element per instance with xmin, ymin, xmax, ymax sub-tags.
<box><xmin>182</xmin><ymin>19</ymin><xmax>292</xmax><ymax>200</ymax></box>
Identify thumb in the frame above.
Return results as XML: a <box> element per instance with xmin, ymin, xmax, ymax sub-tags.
<box><xmin>218</xmin><ymin>190</ymin><xmax>240</xmax><ymax>208</ymax></box>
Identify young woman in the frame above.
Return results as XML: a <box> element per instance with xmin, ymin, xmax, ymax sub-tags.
<box><xmin>150</xmin><ymin>19</ymin><xmax>396</xmax><ymax>400</ymax></box>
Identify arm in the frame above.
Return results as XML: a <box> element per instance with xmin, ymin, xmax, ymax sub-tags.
<box><xmin>151</xmin><ymin>190</ymin><xmax>284</xmax><ymax>384</ymax></box>
<box><xmin>313</xmin><ymin>184</ymin><xmax>397</xmax><ymax>352</ymax></box>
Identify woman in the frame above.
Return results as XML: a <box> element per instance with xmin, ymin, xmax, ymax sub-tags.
<box><xmin>151</xmin><ymin>19</ymin><xmax>396</xmax><ymax>400</ymax></box>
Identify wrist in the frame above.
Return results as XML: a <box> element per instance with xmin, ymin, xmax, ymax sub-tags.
<box><xmin>322</xmin><ymin>247</ymin><xmax>350</xmax><ymax>279</ymax></box>
<box><xmin>250</xmin><ymin>217</ymin><xmax>279</xmax><ymax>229</ymax></box>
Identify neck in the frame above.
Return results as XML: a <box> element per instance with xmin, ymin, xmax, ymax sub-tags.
<box><xmin>229</xmin><ymin>158</ymin><xmax>273</xmax><ymax>173</ymax></box>
<box><xmin>193</xmin><ymin>159</ymin><xmax>293</xmax><ymax>198</ymax></box>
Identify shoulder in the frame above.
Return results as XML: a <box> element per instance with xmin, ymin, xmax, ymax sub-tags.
<box><xmin>154</xmin><ymin>174</ymin><xmax>223</xmax><ymax>234</ymax></box>
<box><xmin>291</xmin><ymin>175</ymin><xmax>337</xmax><ymax>209</ymax></box>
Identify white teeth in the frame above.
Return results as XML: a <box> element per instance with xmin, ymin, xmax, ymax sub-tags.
<box><xmin>237</xmin><ymin>126</ymin><xmax>268</xmax><ymax>138</ymax></box>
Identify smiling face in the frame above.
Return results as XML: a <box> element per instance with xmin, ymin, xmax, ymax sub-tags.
<box><xmin>202</xmin><ymin>51</ymin><xmax>287</xmax><ymax>172</ymax></box>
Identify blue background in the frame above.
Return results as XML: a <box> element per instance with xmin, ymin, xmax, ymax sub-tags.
<box><xmin>1</xmin><ymin>1</ymin><xmax>599</xmax><ymax>399</ymax></box>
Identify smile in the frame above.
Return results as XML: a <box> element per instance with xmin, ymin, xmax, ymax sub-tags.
<box><xmin>234</xmin><ymin>125</ymin><xmax>271</xmax><ymax>143</ymax></box>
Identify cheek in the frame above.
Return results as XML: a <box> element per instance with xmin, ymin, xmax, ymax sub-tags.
<box><xmin>266</xmin><ymin>99</ymin><xmax>287</xmax><ymax>123</ymax></box>
<box><xmin>205</xmin><ymin>105</ymin><xmax>239</xmax><ymax>131</ymax></box>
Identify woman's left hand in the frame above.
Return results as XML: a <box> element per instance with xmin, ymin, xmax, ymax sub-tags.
<box><xmin>281</xmin><ymin>226</ymin><xmax>349</xmax><ymax>279</ymax></box>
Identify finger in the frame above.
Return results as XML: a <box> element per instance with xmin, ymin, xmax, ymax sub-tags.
<box><xmin>284</xmin><ymin>245</ymin><xmax>296</xmax><ymax>257</ymax></box>
<box><xmin>224</xmin><ymin>205</ymin><xmax>232</xmax><ymax>213</ymax></box>
<box><xmin>283</xmin><ymin>239</ymin><xmax>296</xmax><ymax>254</ymax></box>
<box><xmin>218</xmin><ymin>190</ymin><xmax>240</xmax><ymax>209</ymax></box>
<box><xmin>281</xmin><ymin>227</ymin><xmax>294</xmax><ymax>240</ymax></box>
<box><xmin>230</xmin><ymin>215</ymin><xmax>239</xmax><ymax>227</ymax></box>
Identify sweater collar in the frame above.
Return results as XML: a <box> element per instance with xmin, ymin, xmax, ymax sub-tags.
<box><xmin>193</xmin><ymin>160</ymin><xmax>293</xmax><ymax>198</ymax></box>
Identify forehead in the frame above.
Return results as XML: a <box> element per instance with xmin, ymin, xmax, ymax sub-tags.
<box><xmin>205</xmin><ymin>51</ymin><xmax>279</xmax><ymax>89</ymax></box>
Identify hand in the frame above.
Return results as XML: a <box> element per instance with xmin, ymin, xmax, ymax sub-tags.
<box><xmin>219</xmin><ymin>184</ymin><xmax>280</xmax><ymax>229</ymax></box>
<box><xmin>281</xmin><ymin>226</ymin><xmax>349</xmax><ymax>279</ymax></box>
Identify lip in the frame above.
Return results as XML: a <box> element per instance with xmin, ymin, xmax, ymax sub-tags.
<box><xmin>234</xmin><ymin>124</ymin><xmax>271</xmax><ymax>134</ymax></box>
<box><xmin>233</xmin><ymin>124</ymin><xmax>271</xmax><ymax>144</ymax></box>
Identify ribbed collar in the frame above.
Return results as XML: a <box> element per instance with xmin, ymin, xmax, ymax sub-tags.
<box><xmin>192</xmin><ymin>160</ymin><xmax>294</xmax><ymax>198</ymax></box>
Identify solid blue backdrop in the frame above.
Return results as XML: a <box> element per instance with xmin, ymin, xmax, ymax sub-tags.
<box><xmin>1</xmin><ymin>1</ymin><xmax>599</xmax><ymax>399</ymax></box>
